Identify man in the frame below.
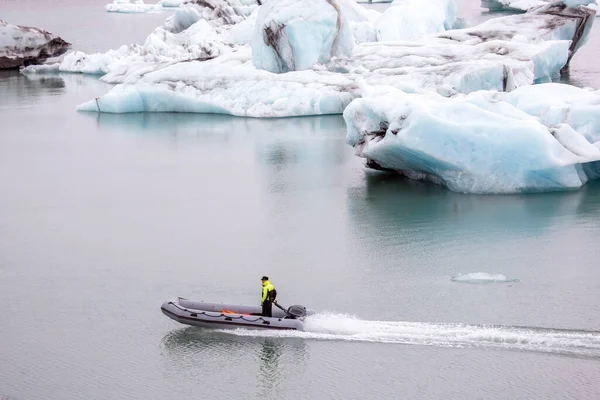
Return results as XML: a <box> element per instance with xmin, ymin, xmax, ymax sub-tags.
<box><xmin>260</xmin><ymin>276</ymin><xmax>276</xmax><ymax>317</ymax></box>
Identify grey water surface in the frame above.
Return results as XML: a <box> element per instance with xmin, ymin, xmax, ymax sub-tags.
<box><xmin>1</xmin><ymin>1</ymin><xmax>600</xmax><ymax>400</ymax></box>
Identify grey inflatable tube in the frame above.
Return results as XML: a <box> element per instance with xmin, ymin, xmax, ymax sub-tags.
<box><xmin>161</xmin><ymin>297</ymin><xmax>314</xmax><ymax>331</ymax></box>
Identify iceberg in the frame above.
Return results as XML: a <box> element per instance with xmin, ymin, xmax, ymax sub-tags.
<box><xmin>76</xmin><ymin>50</ymin><xmax>358</xmax><ymax>117</ymax></box>
<box><xmin>344</xmin><ymin>83</ymin><xmax>600</xmax><ymax>193</ymax></box>
<box><xmin>69</xmin><ymin>1</ymin><xmax>595</xmax><ymax>117</ymax></box>
<box><xmin>54</xmin><ymin>19</ymin><xmax>227</xmax><ymax>82</ymax></box>
<box><xmin>481</xmin><ymin>0</ymin><xmax>598</xmax><ymax>13</ymax></box>
<box><xmin>22</xmin><ymin>0</ymin><xmax>262</xmax><ymax>81</ymax></box>
<box><xmin>374</xmin><ymin>0</ymin><xmax>458</xmax><ymax>41</ymax></box>
<box><xmin>0</xmin><ymin>20</ymin><xmax>71</xmax><ymax>70</ymax></box>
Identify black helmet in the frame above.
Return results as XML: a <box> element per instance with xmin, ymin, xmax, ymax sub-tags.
<box><xmin>261</xmin><ymin>276</ymin><xmax>269</xmax><ymax>281</ymax></box>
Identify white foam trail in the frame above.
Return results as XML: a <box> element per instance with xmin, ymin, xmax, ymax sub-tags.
<box><xmin>218</xmin><ymin>313</ymin><xmax>600</xmax><ymax>358</ymax></box>
<box><xmin>450</xmin><ymin>272</ymin><xmax>519</xmax><ymax>283</ymax></box>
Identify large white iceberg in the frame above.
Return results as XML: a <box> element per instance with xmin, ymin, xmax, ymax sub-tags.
<box><xmin>374</xmin><ymin>0</ymin><xmax>458</xmax><ymax>41</ymax></box>
<box><xmin>0</xmin><ymin>20</ymin><xmax>71</xmax><ymax>69</ymax></box>
<box><xmin>481</xmin><ymin>0</ymin><xmax>598</xmax><ymax>13</ymax></box>
<box><xmin>74</xmin><ymin>34</ymin><xmax>567</xmax><ymax>116</ymax></box>
<box><xmin>344</xmin><ymin>83</ymin><xmax>600</xmax><ymax>193</ymax></box>
<box><xmin>77</xmin><ymin>49</ymin><xmax>357</xmax><ymax>117</ymax></box>
<box><xmin>69</xmin><ymin>2</ymin><xmax>595</xmax><ymax>117</ymax></box>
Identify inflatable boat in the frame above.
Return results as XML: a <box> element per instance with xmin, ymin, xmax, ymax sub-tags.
<box><xmin>161</xmin><ymin>297</ymin><xmax>313</xmax><ymax>331</ymax></box>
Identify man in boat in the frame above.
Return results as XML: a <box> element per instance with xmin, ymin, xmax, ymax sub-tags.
<box><xmin>261</xmin><ymin>276</ymin><xmax>277</xmax><ymax>317</ymax></box>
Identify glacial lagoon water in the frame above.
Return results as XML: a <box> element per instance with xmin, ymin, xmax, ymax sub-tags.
<box><xmin>1</xmin><ymin>1</ymin><xmax>600</xmax><ymax>399</ymax></box>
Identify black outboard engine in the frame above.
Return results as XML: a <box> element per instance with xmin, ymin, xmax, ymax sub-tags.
<box><xmin>285</xmin><ymin>305</ymin><xmax>307</xmax><ymax>319</ymax></box>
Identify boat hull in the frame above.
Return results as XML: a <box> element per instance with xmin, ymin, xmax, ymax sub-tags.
<box><xmin>161</xmin><ymin>298</ymin><xmax>306</xmax><ymax>331</ymax></box>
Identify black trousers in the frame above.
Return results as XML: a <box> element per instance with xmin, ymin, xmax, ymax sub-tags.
<box><xmin>262</xmin><ymin>300</ymin><xmax>273</xmax><ymax>317</ymax></box>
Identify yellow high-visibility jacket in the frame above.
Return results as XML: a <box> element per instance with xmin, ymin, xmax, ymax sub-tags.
<box><xmin>261</xmin><ymin>280</ymin><xmax>275</xmax><ymax>304</ymax></box>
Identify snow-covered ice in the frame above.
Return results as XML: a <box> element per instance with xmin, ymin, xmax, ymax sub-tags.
<box><xmin>451</xmin><ymin>273</ymin><xmax>519</xmax><ymax>283</ymax></box>
<box><xmin>327</xmin><ymin>2</ymin><xmax>595</xmax><ymax>94</ymax></box>
<box><xmin>76</xmin><ymin>49</ymin><xmax>358</xmax><ymax>117</ymax></box>
<box><xmin>72</xmin><ymin>32</ymin><xmax>568</xmax><ymax>117</ymax></box>
<box><xmin>0</xmin><ymin>20</ymin><xmax>71</xmax><ymax>69</ymax></box>
<box><xmin>374</xmin><ymin>0</ymin><xmax>458</xmax><ymax>41</ymax></box>
<box><xmin>446</xmin><ymin>3</ymin><xmax>595</xmax><ymax>64</ymax></box>
<box><xmin>328</xmin><ymin>37</ymin><xmax>570</xmax><ymax>95</ymax></box>
<box><xmin>37</xmin><ymin>19</ymin><xmax>226</xmax><ymax>82</ymax></box>
<box><xmin>24</xmin><ymin>0</ymin><xmax>259</xmax><ymax>81</ymax></box>
<box><xmin>344</xmin><ymin>83</ymin><xmax>600</xmax><ymax>193</ymax></box>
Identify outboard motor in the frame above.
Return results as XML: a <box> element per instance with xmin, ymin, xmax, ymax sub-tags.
<box><xmin>285</xmin><ymin>305</ymin><xmax>307</xmax><ymax>319</ymax></box>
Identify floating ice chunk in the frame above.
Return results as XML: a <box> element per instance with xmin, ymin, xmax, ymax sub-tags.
<box><xmin>22</xmin><ymin>19</ymin><xmax>227</xmax><ymax>81</ymax></box>
<box><xmin>105</xmin><ymin>0</ymin><xmax>164</xmax><ymax>13</ymax></box>
<box><xmin>344</xmin><ymin>84</ymin><xmax>600</xmax><ymax>193</ymax></box>
<box><xmin>482</xmin><ymin>0</ymin><xmax>598</xmax><ymax>12</ymax></box>
<box><xmin>450</xmin><ymin>273</ymin><xmax>519</xmax><ymax>283</ymax></box>
<box><xmin>24</xmin><ymin>0</ymin><xmax>259</xmax><ymax>80</ymax></box>
<box><xmin>73</xmin><ymin>36</ymin><xmax>568</xmax><ymax>117</ymax></box>
<box><xmin>374</xmin><ymin>0</ymin><xmax>458</xmax><ymax>41</ymax></box>
<box><xmin>0</xmin><ymin>20</ymin><xmax>71</xmax><ymax>69</ymax></box>
<box><xmin>252</xmin><ymin>0</ymin><xmax>356</xmax><ymax>73</ymax></box>
<box><xmin>76</xmin><ymin>58</ymin><xmax>357</xmax><ymax>117</ymax></box>
<box><xmin>20</xmin><ymin>63</ymin><xmax>61</xmax><ymax>74</ymax></box>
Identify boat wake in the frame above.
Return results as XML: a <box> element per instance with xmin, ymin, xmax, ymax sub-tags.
<box><xmin>218</xmin><ymin>313</ymin><xmax>600</xmax><ymax>358</ymax></box>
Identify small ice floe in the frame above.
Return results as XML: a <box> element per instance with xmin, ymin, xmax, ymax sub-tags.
<box><xmin>450</xmin><ymin>272</ymin><xmax>520</xmax><ymax>283</ymax></box>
